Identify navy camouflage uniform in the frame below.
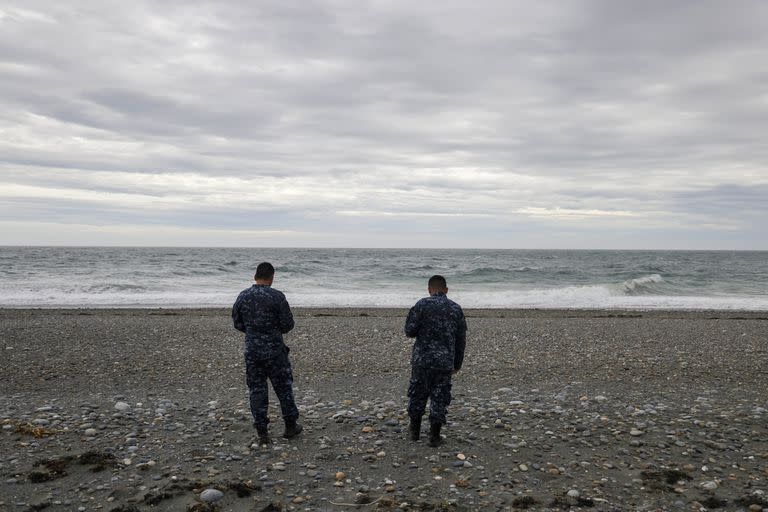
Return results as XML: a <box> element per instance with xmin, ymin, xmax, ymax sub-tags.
<box><xmin>232</xmin><ymin>284</ymin><xmax>298</xmax><ymax>429</ymax></box>
<box><xmin>405</xmin><ymin>292</ymin><xmax>467</xmax><ymax>426</ymax></box>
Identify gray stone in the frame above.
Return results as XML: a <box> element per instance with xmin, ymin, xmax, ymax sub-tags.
<box><xmin>200</xmin><ymin>488</ymin><xmax>224</xmax><ymax>503</ymax></box>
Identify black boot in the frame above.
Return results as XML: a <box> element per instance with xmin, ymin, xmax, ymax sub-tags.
<box><xmin>408</xmin><ymin>417</ymin><xmax>421</xmax><ymax>441</ymax></box>
<box><xmin>255</xmin><ymin>425</ymin><xmax>270</xmax><ymax>445</ymax></box>
<box><xmin>428</xmin><ymin>423</ymin><xmax>442</xmax><ymax>447</ymax></box>
<box><xmin>282</xmin><ymin>419</ymin><xmax>303</xmax><ymax>439</ymax></box>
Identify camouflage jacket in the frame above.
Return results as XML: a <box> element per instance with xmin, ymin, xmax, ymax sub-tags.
<box><xmin>232</xmin><ymin>284</ymin><xmax>294</xmax><ymax>359</ymax></box>
<box><xmin>405</xmin><ymin>292</ymin><xmax>467</xmax><ymax>370</ymax></box>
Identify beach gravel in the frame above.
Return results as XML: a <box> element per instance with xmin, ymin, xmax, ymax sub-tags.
<box><xmin>1</xmin><ymin>307</ymin><xmax>767</xmax><ymax>511</ymax></box>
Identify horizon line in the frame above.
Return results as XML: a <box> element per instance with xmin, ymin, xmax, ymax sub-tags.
<box><xmin>1</xmin><ymin>245</ymin><xmax>767</xmax><ymax>252</ymax></box>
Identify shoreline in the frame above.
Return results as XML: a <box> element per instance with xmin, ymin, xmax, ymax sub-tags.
<box><xmin>2</xmin><ymin>306</ymin><xmax>768</xmax><ymax>320</ymax></box>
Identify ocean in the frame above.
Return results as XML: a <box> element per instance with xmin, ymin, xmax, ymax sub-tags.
<box><xmin>0</xmin><ymin>247</ymin><xmax>767</xmax><ymax>310</ymax></box>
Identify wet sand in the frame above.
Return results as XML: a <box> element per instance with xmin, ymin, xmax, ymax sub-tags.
<box><xmin>1</xmin><ymin>308</ymin><xmax>767</xmax><ymax>511</ymax></box>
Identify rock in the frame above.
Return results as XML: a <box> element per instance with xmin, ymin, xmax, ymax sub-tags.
<box><xmin>335</xmin><ymin>471</ymin><xmax>345</xmax><ymax>481</ymax></box>
<box><xmin>84</xmin><ymin>428</ymin><xmax>97</xmax><ymax>437</ymax></box>
<box><xmin>699</xmin><ymin>480</ymin><xmax>718</xmax><ymax>491</ymax></box>
<box><xmin>114</xmin><ymin>402</ymin><xmax>130</xmax><ymax>412</ymax></box>
<box><xmin>629</xmin><ymin>429</ymin><xmax>643</xmax><ymax>436</ymax></box>
<box><xmin>200</xmin><ymin>488</ymin><xmax>224</xmax><ymax>503</ymax></box>
<box><xmin>567</xmin><ymin>489</ymin><xmax>580</xmax><ymax>498</ymax></box>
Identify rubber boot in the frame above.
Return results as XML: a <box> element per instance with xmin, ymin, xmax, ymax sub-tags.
<box><xmin>282</xmin><ymin>419</ymin><xmax>303</xmax><ymax>439</ymax></box>
<box><xmin>255</xmin><ymin>425</ymin><xmax>270</xmax><ymax>445</ymax></box>
<box><xmin>428</xmin><ymin>423</ymin><xmax>442</xmax><ymax>447</ymax></box>
<box><xmin>408</xmin><ymin>417</ymin><xmax>421</xmax><ymax>441</ymax></box>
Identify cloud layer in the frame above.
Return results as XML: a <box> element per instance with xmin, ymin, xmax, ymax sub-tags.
<box><xmin>1</xmin><ymin>0</ymin><xmax>767</xmax><ymax>248</ymax></box>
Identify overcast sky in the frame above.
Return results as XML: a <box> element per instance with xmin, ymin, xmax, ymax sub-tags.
<box><xmin>1</xmin><ymin>0</ymin><xmax>767</xmax><ymax>249</ymax></box>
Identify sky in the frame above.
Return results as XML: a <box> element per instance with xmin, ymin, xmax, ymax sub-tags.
<box><xmin>1</xmin><ymin>0</ymin><xmax>767</xmax><ymax>249</ymax></box>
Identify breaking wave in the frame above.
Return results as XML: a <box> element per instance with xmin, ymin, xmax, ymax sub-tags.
<box><xmin>1</xmin><ymin>248</ymin><xmax>767</xmax><ymax>310</ymax></box>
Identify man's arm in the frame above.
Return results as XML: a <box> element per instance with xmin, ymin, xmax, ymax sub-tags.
<box><xmin>278</xmin><ymin>295</ymin><xmax>295</xmax><ymax>334</ymax></box>
<box><xmin>404</xmin><ymin>304</ymin><xmax>421</xmax><ymax>338</ymax></box>
<box><xmin>232</xmin><ymin>298</ymin><xmax>246</xmax><ymax>333</ymax></box>
<box><xmin>453</xmin><ymin>310</ymin><xmax>467</xmax><ymax>371</ymax></box>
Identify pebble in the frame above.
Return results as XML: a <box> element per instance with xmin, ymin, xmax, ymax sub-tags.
<box><xmin>114</xmin><ymin>402</ymin><xmax>130</xmax><ymax>412</ymax></box>
<box><xmin>567</xmin><ymin>489</ymin><xmax>580</xmax><ymax>498</ymax></box>
<box><xmin>200</xmin><ymin>488</ymin><xmax>224</xmax><ymax>503</ymax></box>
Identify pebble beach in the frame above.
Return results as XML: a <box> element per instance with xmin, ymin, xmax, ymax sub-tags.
<box><xmin>1</xmin><ymin>308</ymin><xmax>767</xmax><ymax>511</ymax></box>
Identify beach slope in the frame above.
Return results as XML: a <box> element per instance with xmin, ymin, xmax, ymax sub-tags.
<box><xmin>1</xmin><ymin>308</ymin><xmax>767</xmax><ymax>510</ymax></box>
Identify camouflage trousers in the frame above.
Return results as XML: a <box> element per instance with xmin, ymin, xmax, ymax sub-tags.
<box><xmin>244</xmin><ymin>348</ymin><xmax>299</xmax><ymax>428</ymax></box>
<box><xmin>407</xmin><ymin>366</ymin><xmax>453</xmax><ymax>426</ymax></box>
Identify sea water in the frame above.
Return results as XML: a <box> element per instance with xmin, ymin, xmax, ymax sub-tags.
<box><xmin>0</xmin><ymin>247</ymin><xmax>766</xmax><ymax>309</ymax></box>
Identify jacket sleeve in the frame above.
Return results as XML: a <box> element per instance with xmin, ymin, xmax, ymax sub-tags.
<box><xmin>453</xmin><ymin>309</ymin><xmax>467</xmax><ymax>370</ymax></box>
<box><xmin>404</xmin><ymin>304</ymin><xmax>420</xmax><ymax>338</ymax></box>
<box><xmin>278</xmin><ymin>295</ymin><xmax>295</xmax><ymax>334</ymax></box>
<box><xmin>232</xmin><ymin>297</ymin><xmax>246</xmax><ymax>333</ymax></box>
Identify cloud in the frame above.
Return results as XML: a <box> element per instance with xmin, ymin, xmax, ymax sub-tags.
<box><xmin>0</xmin><ymin>0</ymin><xmax>767</xmax><ymax>248</ymax></box>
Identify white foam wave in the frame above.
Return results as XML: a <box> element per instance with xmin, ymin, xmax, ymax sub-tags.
<box><xmin>622</xmin><ymin>273</ymin><xmax>664</xmax><ymax>293</ymax></box>
<box><xmin>1</xmin><ymin>284</ymin><xmax>768</xmax><ymax>310</ymax></box>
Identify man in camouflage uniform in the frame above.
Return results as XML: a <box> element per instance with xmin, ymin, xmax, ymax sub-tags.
<box><xmin>405</xmin><ymin>275</ymin><xmax>467</xmax><ymax>447</ymax></box>
<box><xmin>232</xmin><ymin>262</ymin><xmax>302</xmax><ymax>444</ymax></box>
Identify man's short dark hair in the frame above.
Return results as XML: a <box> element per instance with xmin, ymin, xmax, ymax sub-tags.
<box><xmin>428</xmin><ymin>274</ymin><xmax>447</xmax><ymax>290</ymax></box>
<box><xmin>255</xmin><ymin>262</ymin><xmax>275</xmax><ymax>280</ymax></box>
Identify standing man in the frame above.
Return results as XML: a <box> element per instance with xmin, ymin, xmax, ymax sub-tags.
<box><xmin>405</xmin><ymin>275</ymin><xmax>467</xmax><ymax>447</ymax></box>
<box><xmin>232</xmin><ymin>262</ymin><xmax>302</xmax><ymax>445</ymax></box>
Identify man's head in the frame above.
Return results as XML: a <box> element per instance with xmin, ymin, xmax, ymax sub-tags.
<box><xmin>254</xmin><ymin>262</ymin><xmax>275</xmax><ymax>284</ymax></box>
<box><xmin>428</xmin><ymin>274</ymin><xmax>448</xmax><ymax>295</ymax></box>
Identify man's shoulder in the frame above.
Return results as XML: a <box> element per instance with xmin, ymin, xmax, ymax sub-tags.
<box><xmin>236</xmin><ymin>286</ymin><xmax>253</xmax><ymax>300</ymax></box>
<box><xmin>446</xmin><ymin>297</ymin><xmax>464</xmax><ymax>312</ymax></box>
<box><xmin>439</xmin><ymin>296</ymin><xmax>465</xmax><ymax>318</ymax></box>
<box><xmin>412</xmin><ymin>296</ymin><xmax>433</xmax><ymax>308</ymax></box>
<box><xmin>236</xmin><ymin>286</ymin><xmax>277</xmax><ymax>302</ymax></box>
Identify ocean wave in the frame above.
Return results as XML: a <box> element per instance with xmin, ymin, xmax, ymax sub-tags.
<box><xmin>84</xmin><ymin>283</ymin><xmax>148</xmax><ymax>293</ymax></box>
<box><xmin>1</xmin><ymin>286</ymin><xmax>767</xmax><ymax>310</ymax></box>
<box><xmin>460</xmin><ymin>266</ymin><xmax>543</xmax><ymax>279</ymax></box>
<box><xmin>621</xmin><ymin>274</ymin><xmax>665</xmax><ymax>295</ymax></box>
